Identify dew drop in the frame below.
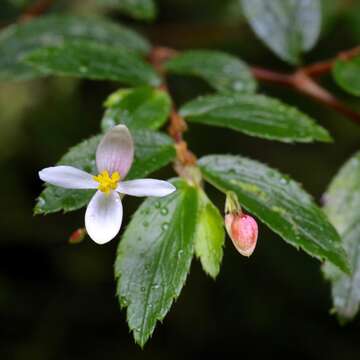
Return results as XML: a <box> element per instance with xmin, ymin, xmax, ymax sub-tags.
<box><xmin>79</xmin><ymin>66</ymin><xmax>88</xmax><ymax>73</ymax></box>
<box><xmin>37</xmin><ymin>197</ymin><xmax>46</xmax><ymax>207</ymax></box>
<box><xmin>154</xmin><ymin>201</ymin><xmax>161</xmax><ymax>209</ymax></box>
<box><xmin>160</xmin><ymin>207</ymin><xmax>168</xmax><ymax>215</ymax></box>
<box><xmin>141</xmin><ymin>286</ymin><xmax>145</xmax><ymax>292</ymax></box>
<box><xmin>119</xmin><ymin>296</ymin><xmax>129</xmax><ymax>306</ymax></box>
<box><xmin>233</xmin><ymin>81</ymin><xmax>244</xmax><ymax>91</ymax></box>
<box><xmin>161</xmin><ymin>222</ymin><xmax>169</xmax><ymax>231</ymax></box>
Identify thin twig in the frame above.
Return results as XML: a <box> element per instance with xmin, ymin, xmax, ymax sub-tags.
<box><xmin>292</xmin><ymin>71</ymin><xmax>360</xmax><ymax>124</ymax></box>
<box><xmin>19</xmin><ymin>0</ymin><xmax>53</xmax><ymax>22</ymax></box>
<box><xmin>302</xmin><ymin>46</ymin><xmax>360</xmax><ymax>77</ymax></box>
<box><xmin>251</xmin><ymin>67</ymin><xmax>293</xmax><ymax>86</ymax></box>
<box><xmin>151</xmin><ymin>45</ymin><xmax>360</xmax><ymax>126</ymax></box>
<box><xmin>149</xmin><ymin>47</ymin><xmax>197</xmax><ymax>169</ymax></box>
<box><xmin>0</xmin><ymin>0</ymin><xmax>54</xmax><ymax>29</ymax></box>
<box><xmin>252</xmin><ymin>45</ymin><xmax>360</xmax><ymax>125</ymax></box>
<box><xmin>251</xmin><ymin>65</ymin><xmax>360</xmax><ymax>125</ymax></box>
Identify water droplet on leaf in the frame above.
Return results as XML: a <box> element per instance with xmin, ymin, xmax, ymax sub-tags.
<box><xmin>233</xmin><ymin>81</ymin><xmax>244</xmax><ymax>91</ymax></box>
<box><xmin>37</xmin><ymin>197</ymin><xmax>46</xmax><ymax>207</ymax></box>
<box><xmin>119</xmin><ymin>296</ymin><xmax>129</xmax><ymax>306</ymax></box>
<box><xmin>161</xmin><ymin>222</ymin><xmax>169</xmax><ymax>231</ymax></box>
<box><xmin>160</xmin><ymin>207</ymin><xmax>168</xmax><ymax>215</ymax></box>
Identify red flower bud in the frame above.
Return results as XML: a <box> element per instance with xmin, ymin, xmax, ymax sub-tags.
<box><xmin>69</xmin><ymin>228</ymin><xmax>86</xmax><ymax>244</ymax></box>
<box><xmin>225</xmin><ymin>213</ymin><xmax>258</xmax><ymax>257</ymax></box>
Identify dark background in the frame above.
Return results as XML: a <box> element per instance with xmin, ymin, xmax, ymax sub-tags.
<box><xmin>1</xmin><ymin>0</ymin><xmax>360</xmax><ymax>359</ymax></box>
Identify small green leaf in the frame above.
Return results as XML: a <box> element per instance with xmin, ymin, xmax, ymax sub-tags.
<box><xmin>241</xmin><ymin>0</ymin><xmax>322</xmax><ymax>64</ymax></box>
<box><xmin>180</xmin><ymin>93</ymin><xmax>331</xmax><ymax>143</ymax></box>
<box><xmin>333</xmin><ymin>56</ymin><xmax>360</xmax><ymax>96</ymax></box>
<box><xmin>96</xmin><ymin>0</ymin><xmax>156</xmax><ymax>21</ymax></box>
<box><xmin>322</xmin><ymin>151</ymin><xmax>360</xmax><ymax>322</ymax></box>
<box><xmin>102</xmin><ymin>87</ymin><xmax>171</xmax><ymax>132</ymax></box>
<box><xmin>0</xmin><ymin>15</ymin><xmax>150</xmax><ymax>81</ymax></box>
<box><xmin>198</xmin><ymin>155</ymin><xmax>349</xmax><ymax>273</ymax></box>
<box><xmin>115</xmin><ymin>178</ymin><xmax>198</xmax><ymax>347</ymax></box>
<box><xmin>194</xmin><ymin>189</ymin><xmax>225</xmax><ymax>279</ymax></box>
<box><xmin>35</xmin><ymin>130</ymin><xmax>175</xmax><ymax>214</ymax></box>
<box><xmin>25</xmin><ymin>40</ymin><xmax>160</xmax><ymax>86</ymax></box>
<box><xmin>165</xmin><ymin>50</ymin><xmax>257</xmax><ymax>93</ymax></box>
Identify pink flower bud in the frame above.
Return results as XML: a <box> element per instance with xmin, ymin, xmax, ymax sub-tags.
<box><xmin>225</xmin><ymin>213</ymin><xmax>258</xmax><ymax>257</ymax></box>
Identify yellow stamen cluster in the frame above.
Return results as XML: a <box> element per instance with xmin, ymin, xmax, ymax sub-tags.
<box><xmin>93</xmin><ymin>170</ymin><xmax>121</xmax><ymax>194</ymax></box>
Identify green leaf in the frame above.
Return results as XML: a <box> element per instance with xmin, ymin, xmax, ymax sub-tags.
<box><xmin>241</xmin><ymin>0</ymin><xmax>322</xmax><ymax>64</ymax></box>
<box><xmin>333</xmin><ymin>56</ymin><xmax>360</xmax><ymax>96</ymax></box>
<box><xmin>322</xmin><ymin>151</ymin><xmax>360</xmax><ymax>322</ymax></box>
<box><xmin>165</xmin><ymin>50</ymin><xmax>257</xmax><ymax>94</ymax></box>
<box><xmin>0</xmin><ymin>15</ymin><xmax>150</xmax><ymax>81</ymax></box>
<box><xmin>102</xmin><ymin>87</ymin><xmax>171</xmax><ymax>132</ymax></box>
<box><xmin>194</xmin><ymin>189</ymin><xmax>225</xmax><ymax>279</ymax></box>
<box><xmin>35</xmin><ymin>130</ymin><xmax>175</xmax><ymax>214</ymax></box>
<box><xmin>115</xmin><ymin>178</ymin><xmax>198</xmax><ymax>347</ymax></box>
<box><xmin>180</xmin><ymin>93</ymin><xmax>331</xmax><ymax>143</ymax></box>
<box><xmin>35</xmin><ymin>136</ymin><xmax>100</xmax><ymax>215</ymax></box>
<box><xmin>126</xmin><ymin>129</ymin><xmax>176</xmax><ymax>180</ymax></box>
<box><xmin>97</xmin><ymin>0</ymin><xmax>156</xmax><ymax>21</ymax></box>
<box><xmin>198</xmin><ymin>155</ymin><xmax>349</xmax><ymax>273</ymax></box>
<box><xmin>25</xmin><ymin>40</ymin><xmax>160</xmax><ymax>86</ymax></box>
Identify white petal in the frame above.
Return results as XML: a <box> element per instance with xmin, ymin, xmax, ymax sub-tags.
<box><xmin>85</xmin><ymin>191</ymin><xmax>123</xmax><ymax>245</ymax></box>
<box><xmin>39</xmin><ymin>166</ymin><xmax>97</xmax><ymax>189</ymax></box>
<box><xmin>96</xmin><ymin>125</ymin><xmax>134</xmax><ymax>178</ymax></box>
<box><xmin>117</xmin><ymin>179</ymin><xmax>176</xmax><ymax>197</ymax></box>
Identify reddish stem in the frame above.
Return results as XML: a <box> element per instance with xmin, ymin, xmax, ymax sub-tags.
<box><xmin>19</xmin><ymin>0</ymin><xmax>53</xmax><ymax>22</ymax></box>
<box><xmin>251</xmin><ymin>67</ymin><xmax>293</xmax><ymax>86</ymax></box>
<box><xmin>251</xmin><ymin>66</ymin><xmax>360</xmax><ymax>125</ymax></box>
<box><xmin>151</xmin><ymin>45</ymin><xmax>360</xmax><ymax>126</ymax></box>
<box><xmin>302</xmin><ymin>46</ymin><xmax>360</xmax><ymax>77</ymax></box>
<box><xmin>149</xmin><ymin>47</ymin><xmax>197</xmax><ymax>167</ymax></box>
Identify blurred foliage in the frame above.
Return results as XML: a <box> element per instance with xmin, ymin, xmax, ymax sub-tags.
<box><xmin>1</xmin><ymin>0</ymin><xmax>360</xmax><ymax>359</ymax></box>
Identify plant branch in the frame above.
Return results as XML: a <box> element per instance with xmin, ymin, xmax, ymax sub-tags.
<box><xmin>19</xmin><ymin>0</ymin><xmax>54</xmax><ymax>22</ymax></box>
<box><xmin>0</xmin><ymin>0</ymin><xmax>54</xmax><ymax>29</ymax></box>
<box><xmin>302</xmin><ymin>46</ymin><xmax>360</xmax><ymax>77</ymax></box>
<box><xmin>251</xmin><ymin>65</ymin><xmax>360</xmax><ymax>125</ymax></box>
<box><xmin>251</xmin><ymin>46</ymin><xmax>360</xmax><ymax>124</ymax></box>
<box><xmin>149</xmin><ymin>47</ymin><xmax>197</xmax><ymax>173</ymax></box>
<box><xmin>150</xmin><ymin>46</ymin><xmax>360</xmax><ymax>125</ymax></box>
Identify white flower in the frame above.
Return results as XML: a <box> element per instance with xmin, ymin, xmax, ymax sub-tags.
<box><xmin>39</xmin><ymin>125</ymin><xmax>176</xmax><ymax>244</ymax></box>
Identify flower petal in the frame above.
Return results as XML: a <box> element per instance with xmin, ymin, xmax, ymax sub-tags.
<box><xmin>39</xmin><ymin>166</ymin><xmax>97</xmax><ymax>189</ymax></box>
<box><xmin>117</xmin><ymin>179</ymin><xmax>176</xmax><ymax>197</ymax></box>
<box><xmin>96</xmin><ymin>125</ymin><xmax>134</xmax><ymax>178</ymax></box>
<box><xmin>85</xmin><ymin>191</ymin><xmax>123</xmax><ymax>244</ymax></box>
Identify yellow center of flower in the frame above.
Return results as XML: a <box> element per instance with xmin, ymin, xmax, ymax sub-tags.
<box><xmin>93</xmin><ymin>170</ymin><xmax>121</xmax><ymax>194</ymax></box>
